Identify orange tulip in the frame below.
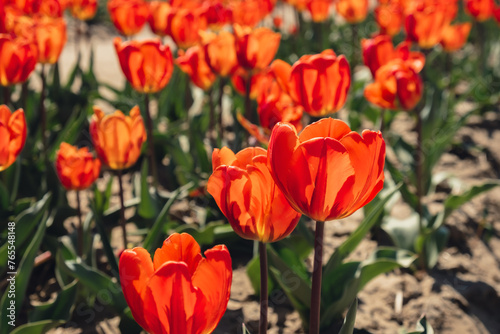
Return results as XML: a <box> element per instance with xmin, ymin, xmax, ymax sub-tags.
<box><xmin>268</xmin><ymin>118</ymin><xmax>385</xmax><ymax>222</ymax></box>
<box><xmin>203</xmin><ymin>1</ymin><xmax>232</xmax><ymax>30</ymax></box>
<box><xmin>231</xmin><ymin>68</ymin><xmax>271</xmax><ymax>100</ymax></box>
<box><xmin>335</xmin><ymin>0</ymin><xmax>368</xmax><ymax>24</ymax></box>
<box><xmin>230</xmin><ymin>0</ymin><xmax>274</xmax><ymax>28</ymax></box>
<box><xmin>89</xmin><ymin>106</ymin><xmax>146</xmax><ymax>170</ymax></box>
<box><xmin>288</xmin><ymin>49</ymin><xmax>350</xmax><ymax>116</ymax></box>
<box><xmin>33</xmin><ymin>15</ymin><xmax>67</xmax><ymax>64</ymax></box>
<box><xmin>0</xmin><ymin>33</ymin><xmax>37</xmax><ymax>86</ymax></box>
<box><xmin>364</xmin><ymin>59</ymin><xmax>423</xmax><ymax>110</ymax></box>
<box><xmin>202</xmin><ymin>30</ymin><xmax>238</xmax><ymax>77</ymax></box>
<box><xmin>0</xmin><ymin>105</ymin><xmax>27</xmax><ymax>172</ymax></box>
<box><xmin>148</xmin><ymin>1</ymin><xmax>171</xmax><ymax>37</ymax></box>
<box><xmin>119</xmin><ymin>233</ymin><xmax>232</xmax><ymax>334</ymax></box>
<box><xmin>405</xmin><ymin>0</ymin><xmax>458</xmax><ymax>49</ymax></box>
<box><xmin>375</xmin><ymin>0</ymin><xmax>404</xmax><ymax>36</ymax></box>
<box><xmin>68</xmin><ymin>0</ymin><xmax>97</xmax><ymax>21</ymax></box>
<box><xmin>283</xmin><ymin>0</ymin><xmax>309</xmax><ymax>11</ymax></box>
<box><xmin>55</xmin><ymin>142</ymin><xmax>101</xmax><ymax>190</ymax></box>
<box><xmin>108</xmin><ymin>0</ymin><xmax>149</xmax><ymax>36</ymax></box>
<box><xmin>362</xmin><ymin>35</ymin><xmax>425</xmax><ymax>77</ymax></box>
<box><xmin>176</xmin><ymin>45</ymin><xmax>217</xmax><ymax>91</ymax></box>
<box><xmin>306</xmin><ymin>0</ymin><xmax>333</xmax><ymax>23</ymax></box>
<box><xmin>34</xmin><ymin>0</ymin><xmax>64</xmax><ymax>17</ymax></box>
<box><xmin>465</xmin><ymin>0</ymin><xmax>494</xmax><ymax>21</ymax></box>
<box><xmin>234</xmin><ymin>24</ymin><xmax>281</xmax><ymax>71</ymax></box>
<box><xmin>114</xmin><ymin>37</ymin><xmax>174</xmax><ymax>94</ymax></box>
<box><xmin>208</xmin><ymin>147</ymin><xmax>301</xmax><ymax>242</ymax></box>
<box><xmin>166</xmin><ymin>7</ymin><xmax>207</xmax><ymax>49</ymax></box>
<box><xmin>440</xmin><ymin>23</ymin><xmax>471</xmax><ymax>52</ymax></box>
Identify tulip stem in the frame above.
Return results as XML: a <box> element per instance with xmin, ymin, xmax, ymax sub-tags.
<box><xmin>208</xmin><ymin>87</ymin><xmax>216</xmax><ymax>148</ymax></box>
<box><xmin>40</xmin><ymin>64</ymin><xmax>47</xmax><ymax>153</ymax></box>
<box><xmin>117</xmin><ymin>170</ymin><xmax>128</xmax><ymax>249</ymax></box>
<box><xmin>309</xmin><ymin>220</ymin><xmax>325</xmax><ymax>334</ymax></box>
<box><xmin>76</xmin><ymin>190</ymin><xmax>84</xmax><ymax>257</ymax></box>
<box><xmin>2</xmin><ymin>86</ymin><xmax>10</xmax><ymax>106</ymax></box>
<box><xmin>415</xmin><ymin>109</ymin><xmax>426</xmax><ymax>270</ymax></box>
<box><xmin>218</xmin><ymin>77</ymin><xmax>226</xmax><ymax>145</ymax></box>
<box><xmin>259</xmin><ymin>242</ymin><xmax>268</xmax><ymax>334</ymax></box>
<box><xmin>379</xmin><ymin>109</ymin><xmax>386</xmax><ymax>133</ymax></box>
<box><xmin>144</xmin><ymin>93</ymin><xmax>159</xmax><ymax>187</ymax></box>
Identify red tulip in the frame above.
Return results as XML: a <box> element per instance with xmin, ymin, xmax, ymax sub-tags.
<box><xmin>364</xmin><ymin>58</ymin><xmax>423</xmax><ymax>110</ymax></box>
<box><xmin>0</xmin><ymin>105</ymin><xmax>27</xmax><ymax>172</ymax></box>
<box><xmin>361</xmin><ymin>35</ymin><xmax>425</xmax><ymax>77</ymax></box>
<box><xmin>375</xmin><ymin>0</ymin><xmax>404</xmax><ymax>36</ymax></box>
<box><xmin>202</xmin><ymin>30</ymin><xmax>238</xmax><ymax>77</ymax></box>
<box><xmin>0</xmin><ymin>33</ymin><xmax>37</xmax><ymax>86</ymax></box>
<box><xmin>55</xmin><ymin>142</ymin><xmax>101</xmax><ymax>190</ymax></box>
<box><xmin>108</xmin><ymin>0</ymin><xmax>149</xmax><ymax>36</ymax></box>
<box><xmin>230</xmin><ymin>0</ymin><xmax>274</xmax><ymax>28</ymax></box>
<box><xmin>234</xmin><ymin>24</ymin><xmax>281</xmax><ymax>71</ymax></box>
<box><xmin>268</xmin><ymin>118</ymin><xmax>385</xmax><ymax>222</ymax></box>
<box><xmin>166</xmin><ymin>7</ymin><xmax>207</xmax><ymax>49</ymax></box>
<box><xmin>177</xmin><ymin>45</ymin><xmax>217</xmax><ymax>91</ymax></box>
<box><xmin>114</xmin><ymin>37</ymin><xmax>174</xmax><ymax>94</ymax></box>
<box><xmin>208</xmin><ymin>147</ymin><xmax>301</xmax><ymax>242</ymax></box>
<box><xmin>33</xmin><ymin>15</ymin><xmax>67</xmax><ymax>64</ymax></box>
<box><xmin>465</xmin><ymin>0</ymin><xmax>494</xmax><ymax>21</ymax></box>
<box><xmin>148</xmin><ymin>1</ymin><xmax>171</xmax><ymax>37</ymax></box>
<box><xmin>288</xmin><ymin>49</ymin><xmax>351</xmax><ymax>116</ymax></box>
<box><xmin>306</xmin><ymin>0</ymin><xmax>333</xmax><ymax>23</ymax></box>
<box><xmin>119</xmin><ymin>233</ymin><xmax>232</xmax><ymax>334</ymax></box>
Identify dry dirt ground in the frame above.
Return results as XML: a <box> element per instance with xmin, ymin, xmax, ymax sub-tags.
<box><xmin>40</xmin><ymin>20</ymin><xmax>500</xmax><ymax>334</ymax></box>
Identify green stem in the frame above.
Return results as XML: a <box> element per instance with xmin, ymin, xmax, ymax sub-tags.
<box><xmin>380</xmin><ymin>109</ymin><xmax>386</xmax><ymax>133</ymax></box>
<box><xmin>2</xmin><ymin>86</ymin><xmax>10</xmax><ymax>106</ymax></box>
<box><xmin>40</xmin><ymin>64</ymin><xmax>47</xmax><ymax>153</ymax></box>
<box><xmin>144</xmin><ymin>93</ymin><xmax>159</xmax><ymax>187</ymax></box>
<box><xmin>117</xmin><ymin>170</ymin><xmax>128</xmax><ymax>249</ymax></box>
<box><xmin>309</xmin><ymin>220</ymin><xmax>325</xmax><ymax>334</ymax></box>
<box><xmin>259</xmin><ymin>242</ymin><xmax>268</xmax><ymax>334</ymax></box>
<box><xmin>218</xmin><ymin>77</ymin><xmax>226</xmax><ymax>146</ymax></box>
<box><xmin>415</xmin><ymin>109</ymin><xmax>427</xmax><ymax>270</ymax></box>
<box><xmin>76</xmin><ymin>190</ymin><xmax>83</xmax><ymax>257</ymax></box>
<box><xmin>207</xmin><ymin>87</ymin><xmax>216</xmax><ymax>148</ymax></box>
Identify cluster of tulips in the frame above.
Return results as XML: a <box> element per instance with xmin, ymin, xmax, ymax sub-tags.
<box><xmin>1</xmin><ymin>0</ymin><xmax>499</xmax><ymax>333</ymax></box>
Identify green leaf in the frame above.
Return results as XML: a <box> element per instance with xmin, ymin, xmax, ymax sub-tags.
<box><xmin>137</xmin><ymin>160</ymin><xmax>158</xmax><ymax>219</ymax></box>
<box><xmin>119</xmin><ymin>308</ymin><xmax>144</xmax><ymax>334</ymax></box>
<box><xmin>28</xmin><ymin>280</ymin><xmax>78</xmax><ymax>322</ymax></box>
<box><xmin>242</xmin><ymin>323</ymin><xmax>253</xmax><ymax>334</ymax></box>
<box><xmin>444</xmin><ymin>182</ymin><xmax>499</xmax><ymax>218</ymax></box>
<box><xmin>324</xmin><ymin>185</ymin><xmax>400</xmax><ymax>275</ymax></box>
<box><xmin>0</xmin><ymin>210</ymin><xmax>50</xmax><ymax>334</ymax></box>
<box><xmin>10</xmin><ymin>320</ymin><xmax>65</xmax><ymax>334</ymax></box>
<box><xmin>143</xmin><ymin>182</ymin><xmax>192</xmax><ymax>253</ymax></box>
<box><xmin>408</xmin><ymin>316</ymin><xmax>434</xmax><ymax>334</ymax></box>
<box><xmin>58</xmin><ymin>258</ymin><xmax>127</xmax><ymax>314</ymax></box>
<box><xmin>0</xmin><ymin>193</ymin><xmax>52</xmax><ymax>274</ymax></box>
<box><xmin>382</xmin><ymin>213</ymin><xmax>420</xmax><ymax>252</ymax></box>
<box><xmin>245</xmin><ymin>252</ymin><xmax>274</xmax><ymax>297</ymax></box>
<box><xmin>338</xmin><ymin>298</ymin><xmax>357</xmax><ymax>334</ymax></box>
<box><xmin>48</xmin><ymin>107</ymin><xmax>87</xmax><ymax>161</ymax></box>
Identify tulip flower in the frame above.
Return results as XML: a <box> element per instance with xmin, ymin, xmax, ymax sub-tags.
<box><xmin>177</xmin><ymin>45</ymin><xmax>217</xmax><ymax>91</ymax></box>
<box><xmin>0</xmin><ymin>34</ymin><xmax>37</xmax><ymax>86</ymax></box>
<box><xmin>90</xmin><ymin>106</ymin><xmax>146</xmax><ymax>170</ymax></box>
<box><xmin>230</xmin><ymin>0</ymin><xmax>273</xmax><ymax>28</ymax></box>
<box><xmin>231</xmin><ymin>68</ymin><xmax>270</xmax><ymax>100</ymax></box>
<box><xmin>268</xmin><ymin>118</ymin><xmax>385</xmax><ymax>333</ymax></box>
<box><xmin>166</xmin><ymin>7</ymin><xmax>208</xmax><ymax>49</ymax></box>
<box><xmin>114</xmin><ymin>37</ymin><xmax>174</xmax><ymax>94</ymax></box>
<box><xmin>234</xmin><ymin>24</ymin><xmax>281</xmax><ymax>71</ymax></box>
<box><xmin>288</xmin><ymin>49</ymin><xmax>351</xmax><ymax>116</ymax></box>
<box><xmin>364</xmin><ymin>59</ymin><xmax>423</xmax><ymax>111</ymax></box>
<box><xmin>208</xmin><ymin>146</ymin><xmax>301</xmax><ymax>242</ymax></box>
<box><xmin>306</xmin><ymin>0</ymin><xmax>333</xmax><ymax>23</ymax></box>
<box><xmin>68</xmin><ymin>0</ymin><xmax>98</xmax><ymax>21</ymax></box>
<box><xmin>119</xmin><ymin>233</ymin><xmax>232</xmax><ymax>334</ymax></box>
<box><xmin>33</xmin><ymin>15</ymin><xmax>67</xmax><ymax>64</ymax></box>
<box><xmin>465</xmin><ymin>0</ymin><xmax>494</xmax><ymax>21</ymax></box>
<box><xmin>375</xmin><ymin>0</ymin><xmax>404</xmax><ymax>36</ymax></box>
<box><xmin>108</xmin><ymin>0</ymin><xmax>149</xmax><ymax>36</ymax></box>
<box><xmin>202</xmin><ymin>30</ymin><xmax>238</xmax><ymax>77</ymax></box>
<box><xmin>336</xmin><ymin>0</ymin><xmax>368</xmax><ymax>24</ymax></box>
<box><xmin>148</xmin><ymin>1</ymin><xmax>171</xmax><ymax>37</ymax></box>
<box><xmin>268</xmin><ymin>118</ymin><xmax>385</xmax><ymax>222</ymax></box>
<box><xmin>203</xmin><ymin>1</ymin><xmax>232</xmax><ymax>30</ymax></box>
<box><xmin>405</xmin><ymin>0</ymin><xmax>458</xmax><ymax>49</ymax></box>
<box><xmin>208</xmin><ymin>146</ymin><xmax>300</xmax><ymax>332</ymax></box>
<box><xmin>361</xmin><ymin>35</ymin><xmax>425</xmax><ymax>77</ymax></box>
<box><xmin>0</xmin><ymin>105</ymin><xmax>27</xmax><ymax>172</ymax></box>
<box><xmin>440</xmin><ymin>23</ymin><xmax>472</xmax><ymax>52</ymax></box>
<box><xmin>55</xmin><ymin>142</ymin><xmax>101</xmax><ymax>191</ymax></box>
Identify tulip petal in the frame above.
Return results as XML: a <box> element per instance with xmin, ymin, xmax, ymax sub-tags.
<box><xmin>154</xmin><ymin>233</ymin><xmax>202</xmax><ymax>275</ymax></box>
<box><xmin>119</xmin><ymin>248</ymin><xmax>154</xmax><ymax>333</ymax></box>
<box><xmin>143</xmin><ymin>262</ymin><xmax>207</xmax><ymax>334</ymax></box>
<box><xmin>192</xmin><ymin>245</ymin><xmax>232</xmax><ymax>334</ymax></box>
<box><xmin>299</xmin><ymin>117</ymin><xmax>351</xmax><ymax>142</ymax></box>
